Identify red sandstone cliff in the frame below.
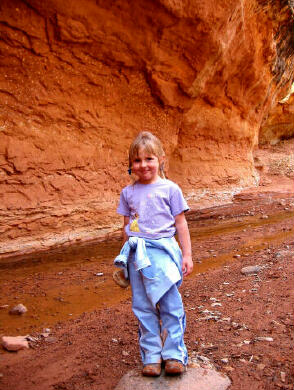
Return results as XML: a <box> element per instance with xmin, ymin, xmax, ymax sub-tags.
<box><xmin>0</xmin><ymin>0</ymin><xmax>293</xmax><ymax>256</ymax></box>
<box><xmin>260</xmin><ymin>92</ymin><xmax>294</xmax><ymax>144</ymax></box>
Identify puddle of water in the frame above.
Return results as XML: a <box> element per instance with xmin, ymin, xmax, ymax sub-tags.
<box><xmin>0</xmin><ymin>211</ymin><xmax>293</xmax><ymax>338</ymax></box>
<box><xmin>191</xmin><ymin>229</ymin><xmax>293</xmax><ymax>275</ymax></box>
<box><xmin>0</xmin><ymin>239</ymin><xmax>127</xmax><ymax>337</ymax></box>
<box><xmin>0</xmin><ymin>279</ymin><xmax>130</xmax><ymax>337</ymax></box>
<box><xmin>0</xmin><ymin>239</ymin><xmax>122</xmax><ymax>276</ymax></box>
<box><xmin>189</xmin><ymin>210</ymin><xmax>294</xmax><ymax>239</ymax></box>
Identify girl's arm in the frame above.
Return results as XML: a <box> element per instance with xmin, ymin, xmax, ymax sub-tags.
<box><xmin>122</xmin><ymin>216</ymin><xmax>129</xmax><ymax>244</ymax></box>
<box><xmin>175</xmin><ymin>212</ymin><xmax>193</xmax><ymax>276</ymax></box>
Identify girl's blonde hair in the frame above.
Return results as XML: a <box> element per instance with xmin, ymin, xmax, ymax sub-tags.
<box><xmin>129</xmin><ymin>131</ymin><xmax>166</xmax><ymax>178</ymax></box>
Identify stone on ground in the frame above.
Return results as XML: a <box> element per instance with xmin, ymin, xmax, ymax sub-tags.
<box><xmin>1</xmin><ymin>336</ymin><xmax>29</xmax><ymax>351</ymax></box>
<box><xmin>241</xmin><ymin>265</ymin><xmax>261</xmax><ymax>275</ymax></box>
<box><xmin>114</xmin><ymin>365</ymin><xmax>231</xmax><ymax>390</ymax></box>
<box><xmin>9</xmin><ymin>303</ymin><xmax>28</xmax><ymax>315</ymax></box>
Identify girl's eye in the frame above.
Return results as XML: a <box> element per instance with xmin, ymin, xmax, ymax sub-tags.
<box><xmin>147</xmin><ymin>157</ymin><xmax>154</xmax><ymax>161</ymax></box>
<box><xmin>133</xmin><ymin>159</ymin><xmax>141</xmax><ymax>163</ymax></box>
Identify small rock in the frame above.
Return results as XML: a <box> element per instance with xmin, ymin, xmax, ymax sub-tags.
<box><xmin>221</xmin><ymin>358</ymin><xmax>229</xmax><ymax>364</ymax></box>
<box><xmin>1</xmin><ymin>336</ymin><xmax>29</xmax><ymax>351</ymax></box>
<box><xmin>94</xmin><ymin>272</ymin><xmax>104</xmax><ymax>276</ymax></box>
<box><xmin>241</xmin><ymin>265</ymin><xmax>261</xmax><ymax>275</ymax></box>
<box><xmin>196</xmin><ymin>355</ymin><xmax>211</xmax><ymax>363</ymax></box>
<box><xmin>211</xmin><ymin>302</ymin><xmax>222</xmax><ymax>307</ymax></box>
<box><xmin>257</xmin><ymin>363</ymin><xmax>266</xmax><ymax>370</ymax></box>
<box><xmin>0</xmin><ymin>305</ymin><xmax>9</xmax><ymax>310</ymax></box>
<box><xmin>122</xmin><ymin>350</ymin><xmax>129</xmax><ymax>356</ymax></box>
<box><xmin>280</xmin><ymin>371</ymin><xmax>286</xmax><ymax>382</ymax></box>
<box><xmin>255</xmin><ymin>337</ymin><xmax>273</xmax><ymax>342</ymax></box>
<box><xmin>233</xmin><ymin>254</ymin><xmax>241</xmax><ymax>258</ymax></box>
<box><xmin>201</xmin><ymin>309</ymin><xmax>213</xmax><ymax>314</ymax></box>
<box><xmin>9</xmin><ymin>304</ymin><xmax>27</xmax><ymax>315</ymax></box>
<box><xmin>26</xmin><ymin>335</ymin><xmax>39</xmax><ymax>342</ymax></box>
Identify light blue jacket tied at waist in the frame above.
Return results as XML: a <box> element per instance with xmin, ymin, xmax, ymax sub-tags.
<box><xmin>114</xmin><ymin>236</ymin><xmax>183</xmax><ymax>307</ymax></box>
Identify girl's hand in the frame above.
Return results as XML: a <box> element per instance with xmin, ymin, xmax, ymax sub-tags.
<box><xmin>182</xmin><ymin>254</ymin><xmax>193</xmax><ymax>277</ymax></box>
<box><xmin>175</xmin><ymin>212</ymin><xmax>193</xmax><ymax>277</ymax></box>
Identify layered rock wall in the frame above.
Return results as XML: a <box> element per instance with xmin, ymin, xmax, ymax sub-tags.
<box><xmin>0</xmin><ymin>0</ymin><xmax>293</xmax><ymax>256</ymax></box>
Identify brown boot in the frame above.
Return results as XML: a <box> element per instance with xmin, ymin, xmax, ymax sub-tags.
<box><xmin>164</xmin><ymin>359</ymin><xmax>185</xmax><ymax>375</ymax></box>
<box><xmin>142</xmin><ymin>363</ymin><xmax>162</xmax><ymax>377</ymax></box>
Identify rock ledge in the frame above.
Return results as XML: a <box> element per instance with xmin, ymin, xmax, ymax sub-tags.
<box><xmin>114</xmin><ymin>366</ymin><xmax>231</xmax><ymax>390</ymax></box>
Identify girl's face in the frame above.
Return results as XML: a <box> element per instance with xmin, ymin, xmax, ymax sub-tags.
<box><xmin>131</xmin><ymin>148</ymin><xmax>163</xmax><ymax>184</ymax></box>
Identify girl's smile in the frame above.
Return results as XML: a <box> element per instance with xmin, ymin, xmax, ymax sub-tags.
<box><xmin>131</xmin><ymin>148</ymin><xmax>162</xmax><ymax>184</ymax></box>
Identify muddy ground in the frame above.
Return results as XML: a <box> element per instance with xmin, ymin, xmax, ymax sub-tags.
<box><xmin>0</xmin><ymin>140</ymin><xmax>293</xmax><ymax>390</ymax></box>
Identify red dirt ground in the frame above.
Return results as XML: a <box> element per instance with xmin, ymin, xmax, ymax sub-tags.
<box><xmin>0</xmin><ymin>140</ymin><xmax>293</xmax><ymax>390</ymax></box>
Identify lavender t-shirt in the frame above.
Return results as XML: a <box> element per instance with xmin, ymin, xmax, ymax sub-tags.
<box><xmin>117</xmin><ymin>178</ymin><xmax>189</xmax><ymax>239</ymax></box>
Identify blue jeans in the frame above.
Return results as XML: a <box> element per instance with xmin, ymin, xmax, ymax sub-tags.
<box><xmin>129</xmin><ymin>252</ymin><xmax>188</xmax><ymax>365</ymax></box>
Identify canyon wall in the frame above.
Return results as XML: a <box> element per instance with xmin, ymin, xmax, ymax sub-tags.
<box><xmin>260</xmin><ymin>93</ymin><xmax>294</xmax><ymax>144</ymax></box>
<box><xmin>0</xmin><ymin>0</ymin><xmax>293</xmax><ymax>257</ymax></box>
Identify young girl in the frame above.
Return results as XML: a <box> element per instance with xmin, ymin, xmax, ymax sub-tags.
<box><xmin>114</xmin><ymin>131</ymin><xmax>193</xmax><ymax>377</ymax></box>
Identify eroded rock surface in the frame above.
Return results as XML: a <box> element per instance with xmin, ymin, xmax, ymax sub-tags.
<box><xmin>0</xmin><ymin>0</ymin><xmax>293</xmax><ymax>256</ymax></box>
